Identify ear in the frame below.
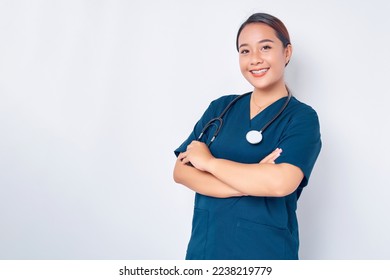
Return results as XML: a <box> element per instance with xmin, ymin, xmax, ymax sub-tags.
<box><xmin>284</xmin><ymin>44</ymin><xmax>293</xmax><ymax>66</ymax></box>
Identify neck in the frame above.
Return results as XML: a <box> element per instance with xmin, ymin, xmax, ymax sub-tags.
<box><xmin>252</xmin><ymin>84</ymin><xmax>289</xmax><ymax>108</ymax></box>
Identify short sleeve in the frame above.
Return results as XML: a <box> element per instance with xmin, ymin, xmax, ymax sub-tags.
<box><xmin>275</xmin><ymin>106</ymin><xmax>322</xmax><ymax>188</ymax></box>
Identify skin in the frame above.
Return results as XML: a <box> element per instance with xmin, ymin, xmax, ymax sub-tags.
<box><xmin>173</xmin><ymin>23</ymin><xmax>304</xmax><ymax>198</ymax></box>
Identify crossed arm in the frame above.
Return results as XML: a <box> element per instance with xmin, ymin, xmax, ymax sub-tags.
<box><xmin>173</xmin><ymin>141</ymin><xmax>304</xmax><ymax>198</ymax></box>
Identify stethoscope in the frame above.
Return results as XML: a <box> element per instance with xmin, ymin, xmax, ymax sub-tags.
<box><xmin>197</xmin><ymin>90</ymin><xmax>292</xmax><ymax>145</ymax></box>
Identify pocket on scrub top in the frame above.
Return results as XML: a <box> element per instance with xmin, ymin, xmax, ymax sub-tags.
<box><xmin>185</xmin><ymin>208</ymin><xmax>209</xmax><ymax>260</ymax></box>
<box><xmin>235</xmin><ymin>218</ymin><xmax>295</xmax><ymax>260</ymax></box>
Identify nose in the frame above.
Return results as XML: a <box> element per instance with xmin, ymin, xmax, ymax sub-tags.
<box><xmin>250</xmin><ymin>51</ymin><xmax>263</xmax><ymax>65</ymax></box>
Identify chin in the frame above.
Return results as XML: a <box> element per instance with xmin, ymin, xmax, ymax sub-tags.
<box><xmin>247</xmin><ymin>77</ymin><xmax>285</xmax><ymax>92</ymax></box>
<box><xmin>249</xmin><ymin>81</ymin><xmax>275</xmax><ymax>91</ymax></box>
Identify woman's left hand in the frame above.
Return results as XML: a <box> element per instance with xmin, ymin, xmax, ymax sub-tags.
<box><xmin>178</xmin><ymin>141</ymin><xmax>215</xmax><ymax>171</ymax></box>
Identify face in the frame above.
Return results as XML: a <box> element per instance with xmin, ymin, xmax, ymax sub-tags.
<box><xmin>238</xmin><ymin>23</ymin><xmax>292</xmax><ymax>92</ymax></box>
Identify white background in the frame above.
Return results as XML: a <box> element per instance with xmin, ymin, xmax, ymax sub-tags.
<box><xmin>1</xmin><ymin>0</ymin><xmax>389</xmax><ymax>259</ymax></box>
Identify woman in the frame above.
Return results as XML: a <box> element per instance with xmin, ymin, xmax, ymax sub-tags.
<box><xmin>173</xmin><ymin>13</ymin><xmax>321</xmax><ymax>260</ymax></box>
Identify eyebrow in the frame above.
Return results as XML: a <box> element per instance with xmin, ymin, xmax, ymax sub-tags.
<box><xmin>238</xmin><ymin>39</ymin><xmax>275</xmax><ymax>49</ymax></box>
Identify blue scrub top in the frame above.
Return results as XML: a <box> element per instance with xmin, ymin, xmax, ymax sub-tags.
<box><xmin>174</xmin><ymin>93</ymin><xmax>322</xmax><ymax>260</ymax></box>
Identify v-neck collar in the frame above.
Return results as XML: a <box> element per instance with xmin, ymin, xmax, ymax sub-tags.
<box><xmin>247</xmin><ymin>93</ymin><xmax>289</xmax><ymax>122</ymax></box>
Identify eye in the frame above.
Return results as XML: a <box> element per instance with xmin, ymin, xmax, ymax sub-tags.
<box><xmin>261</xmin><ymin>45</ymin><xmax>272</xmax><ymax>51</ymax></box>
<box><xmin>240</xmin><ymin>49</ymin><xmax>249</xmax><ymax>55</ymax></box>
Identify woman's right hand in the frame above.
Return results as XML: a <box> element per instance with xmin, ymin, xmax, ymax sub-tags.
<box><xmin>259</xmin><ymin>148</ymin><xmax>282</xmax><ymax>164</ymax></box>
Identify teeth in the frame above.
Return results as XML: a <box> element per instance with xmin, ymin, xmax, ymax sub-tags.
<box><xmin>251</xmin><ymin>69</ymin><xmax>268</xmax><ymax>74</ymax></box>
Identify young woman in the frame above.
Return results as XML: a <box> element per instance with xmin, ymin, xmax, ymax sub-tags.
<box><xmin>173</xmin><ymin>13</ymin><xmax>321</xmax><ymax>260</ymax></box>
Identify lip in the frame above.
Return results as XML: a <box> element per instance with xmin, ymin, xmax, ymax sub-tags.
<box><xmin>249</xmin><ymin>67</ymin><xmax>269</xmax><ymax>77</ymax></box>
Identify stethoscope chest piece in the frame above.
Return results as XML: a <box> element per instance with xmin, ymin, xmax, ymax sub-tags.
<box><xmin>246</xmin><ymin>130</ymin><xmax>263</xmax><ymax>144</ymax></box>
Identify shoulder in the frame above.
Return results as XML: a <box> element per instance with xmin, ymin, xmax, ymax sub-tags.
<box><xmin>287</xmin><ymin>96</ymin><xmax>320</xmax><ymax>120</ymax></box>
<box><xmin>282</xmin><ymin>96</ymin><xmax>321</xmax><ymax>133</ymax></box>
<box><xmin>210</xmin><ymin>94</ymin><xmax>240</xmax><ymax>106</ymax></box>
<box><xmin>196</xmin><ymin>94</ymin><xmax>242</xmax><ymax>121</ymax></box>
<box><xmin>207</xmin><ymin>93</ymin><xmax>242</xmax><ymax>113</ymax></box>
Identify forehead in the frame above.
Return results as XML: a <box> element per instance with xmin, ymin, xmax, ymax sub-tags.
<box><xmin>238</xmin><ymin>23</ymin><xmax>278</xmax><ymax>44</ymax></box>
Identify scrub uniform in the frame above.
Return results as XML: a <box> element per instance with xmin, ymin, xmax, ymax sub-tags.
<box><xmin>174</xmin><ymin>93</ymin><xmax>322</xmax><ymax>260</ymax></box>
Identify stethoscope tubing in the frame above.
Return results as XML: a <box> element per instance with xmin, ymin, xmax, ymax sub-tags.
<box><xmin>197</xmin><ymin>93</ymin><xmax>248</xmax><ymax>145</ymax></box>
<box><xmin>258</xmin><ymin>90</ymin><xmax>291</xmax><ymax>134</ymax></box>
<box><xmin>198</xmin><ymin>90</ymin><xmax>291</xmax><ymax>145</ymax></box>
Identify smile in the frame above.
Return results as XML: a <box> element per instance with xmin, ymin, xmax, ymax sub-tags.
<box><xmin>250</xmin><ymin>68</ymin><xmax>269</xmax><ymax>77</ymax></box>
<box><xmin>250</xmin><ymin>68</ymin><xmax>268</xmax><ymax>74</ymax></box>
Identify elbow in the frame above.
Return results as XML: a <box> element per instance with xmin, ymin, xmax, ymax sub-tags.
<box><xmin>270</xmin><ymin>178</ymin><xmax>300</xmax><ymax>197</ymax></box>
<box><xmin>271</xmin><ymin>185</ymin><xmax>296</xmax><ymax>197</ymax></box>
<box><xmin>173</xmin><ymin>167</ymin><xmax>182</xmax><ymax>184</ymax></box>
<box><xmin>173</xmin><ymin>155</ymin><xmax>187</xmax><ymax>184</ymax></box>
<box><xmin>173</xmin><ymin>161</ymin><xmax>185</xmax><ymax>184</ymax></box>
<box><xmin>246</xmin><ymin>181</ymin><xmax>291</xmax><ymax>197</ymax></box>
<box><xmin>266</xmin><ymin>163</ymin><xmax>303</xmax><ymax>197</ymax></box>
<box><xmin>242</xmin><ymin>174</ymin><xmax>292</xmax><ymax>197</ymax></box>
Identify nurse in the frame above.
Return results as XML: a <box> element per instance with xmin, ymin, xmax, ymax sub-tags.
<box><xmin>173</xmin><ymin>13</ymin><xmax>321</xmax><ymax>260</ymax></box>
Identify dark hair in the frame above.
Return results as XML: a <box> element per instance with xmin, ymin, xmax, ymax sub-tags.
<box><xmin>236</xmin><ymin>13</ymin><xmax>291</xmax><ymax>51</ymax></box>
